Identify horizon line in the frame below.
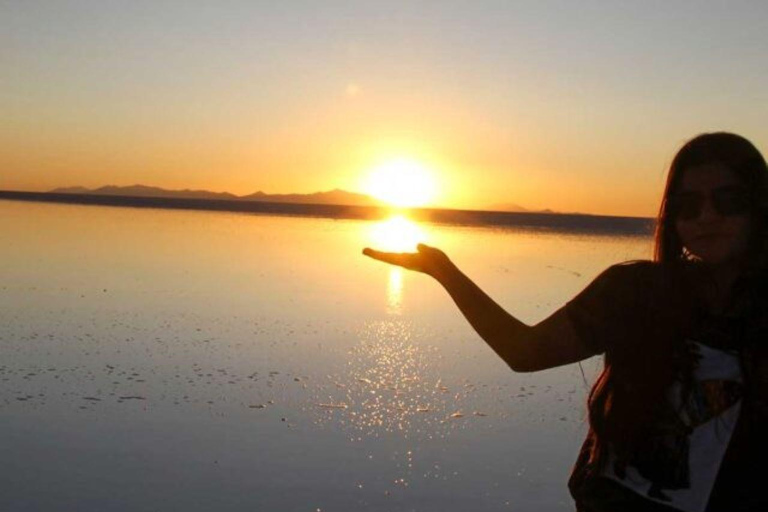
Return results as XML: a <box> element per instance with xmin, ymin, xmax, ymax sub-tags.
<box><xmin>11</xmin><ymin>183</ymin><xmax>633</xmax><ymax>218</ymax></box>
<box><xmin>0</xmin><ymin>186</ymin><xmax>654</xmax><ymax>220</ymax></box>
<box><xmin>0</xmin><ymin>189</ymin><xmax>656</xmax><ymax>238</ymax></box>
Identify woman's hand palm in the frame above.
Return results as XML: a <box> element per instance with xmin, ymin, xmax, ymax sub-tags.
<box><xmin>362</xmin><ymin>244</ymin><xmax>449</xmax><ymax>277</ymax></box>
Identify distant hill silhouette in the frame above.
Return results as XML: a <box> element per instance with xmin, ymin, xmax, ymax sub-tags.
<box><xmin>51</xmin><ymin>185</ymin><xmax>238</xmax><ymax>201</ymax></box>
<box><xmin>488</xmin><ymin>202</ymin><xmax>557</xmax><ymax>214</ymax></box>
<box><xmin>49</xmin><ymin>185</ymin><xmax>385</xmax><ymax>207</ymax></box>
<box><xmin>239</xmin><ymin>188</ymin><xmax>384</xmax><ymax>206</ymax></box>
<box><xmin>488</xmin><ymin>202</ymin><xmax>528</xmax><ymax>212</ymax></box>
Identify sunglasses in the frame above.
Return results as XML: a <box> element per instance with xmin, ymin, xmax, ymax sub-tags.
<box><xmin>668</xmin><ymin>186</ymin><xmax>751</xmax><ymax>221</ymax></box>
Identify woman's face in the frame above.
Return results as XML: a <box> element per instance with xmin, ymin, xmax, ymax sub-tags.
<box><xmin>673</xmin><ymin>163</ymin><xmax>752</xmax><ymax>267</ymax></box>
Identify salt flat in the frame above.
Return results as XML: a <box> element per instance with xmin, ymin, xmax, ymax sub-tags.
<box><xmin>0</xmin><ymin>200</ymin><xmax>651</xmax><ymax>511</ymax></box>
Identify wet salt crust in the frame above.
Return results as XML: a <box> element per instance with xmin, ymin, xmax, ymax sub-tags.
<box><xmin>0</xmin><ymin>200</ymin><xmax>649</xmax><ymax>511</ymax></box>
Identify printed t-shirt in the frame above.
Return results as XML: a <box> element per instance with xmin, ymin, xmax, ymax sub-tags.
<box><xmin>563</xmin><ymin>261</ymin><xmax>768</xmax><ymax>512</ymax></box>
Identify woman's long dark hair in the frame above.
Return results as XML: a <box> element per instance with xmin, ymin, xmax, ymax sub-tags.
<box><xmin>584</xmin><ymin>132</ymin><xmax>768</xmax><ymax>476</ymax></box>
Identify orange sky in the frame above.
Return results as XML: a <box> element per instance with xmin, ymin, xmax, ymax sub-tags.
<box><xmin>2</xmin><ymin>2</ymin><xmax>767</xmax><ymax>217</ymax></box>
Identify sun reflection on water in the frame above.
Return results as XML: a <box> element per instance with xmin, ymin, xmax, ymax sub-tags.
<box><xmin>346</xmin><ymin>320</ymin><xmax>435</xmax><ymax>437</ymax></box>
<box><xmin>367</xmin><ymin>214</ymin><xmax>427</xmax><ymax>253</ymax></box>
<box><xmin>368</xmin><ymin>214</ymin><xmax>428</xmax><ymax>316</ymax></box>
<box><xmin>312</xmin><ymin>320</ymin><xmax>474</xmax><ymax>441</ymax></box>
<box><xmin>387</xmin><ymin>269</ymin><xmax>403</xmax><ymax>315</ymax></box>
<box><xmin>306</xmin><ymin>214</ymin><xmax>475</xmax><ymax>438</ymax></box>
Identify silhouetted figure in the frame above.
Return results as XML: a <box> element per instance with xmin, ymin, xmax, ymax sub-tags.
<box><xmin>363</xmin><ymin>132</ymin><xmax>768</xmax><ymax>511</ymax></box>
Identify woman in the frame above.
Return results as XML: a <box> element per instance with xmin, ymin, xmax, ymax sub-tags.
<box><xmin>363</xmin><ymin>132</ymin><xmax>768</xmax><ymax>511</ymax></box>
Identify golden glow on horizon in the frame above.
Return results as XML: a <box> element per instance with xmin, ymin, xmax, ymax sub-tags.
<box><xmin>368</xmin><ymin>215</ymin><xmax>427</xmax><ymax>253</ymax></box>
<box><xmin>363</xmin><ymin>159</ymin><xmax>438</xmax><ymax>208</ymax></box>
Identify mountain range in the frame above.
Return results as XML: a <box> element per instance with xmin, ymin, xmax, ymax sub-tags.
<box><xmin>49</xmin><ymin>185</ymin><xmax>387</xmax><ymax>207</ymax></box>
<box><xmin>47</xmin><ymin>184</ymin><xmax>555</xmax><ymax>213</ymax></box>
<box><xmin>488</xmin><ymin>202</ymin><xmax>556</xmax><ymax>214</ymax></box>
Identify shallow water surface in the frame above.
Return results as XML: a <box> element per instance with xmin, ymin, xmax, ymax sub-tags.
<box><xmin>0</xmin><ymin>200</ymin><xmax>651</xmax><ymax>511</ymax></box>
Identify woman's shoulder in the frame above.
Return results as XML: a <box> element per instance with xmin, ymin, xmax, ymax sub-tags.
<box><xmin>570</xmin><ymin>260</ymin><xmax>695</xmax><ymax>311</ymax></box>
<box><xmin>607</xmin><ymin>259</ymin><xmax>702</xmax><ymax>281</ymax></box>
<box><xmin>605</xmin><ymin>259</ymin><xmax>677</xmax><ymax>273</ymax></box>
<box><xmin>568</xmin><ymin>261</ymin><xmax>695</xmax><ymax>354</ymax></box>
<box><xmin>565</xmin><ymin>261</ymin><xmax>664</xmax><ymax>354</ymax></box>
<box><xmin>569</xmin><ymin>261</ymin><xmax>660</xmax><ymax>311</ymax></box>
<box><xmin>597</xmin><ymin>260</ymin><xmax>672</xmax><ymax>288</ymax></box>
<box><xmin>592</xmin><ymin>260</ymin><xmax>694</xmax><ymax>309</ymax></box>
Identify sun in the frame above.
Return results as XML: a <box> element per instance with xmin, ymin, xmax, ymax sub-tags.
<box><xmin>363</xmin><ymin>158</ymin><xmax>437</xmax><ymax>208</ymax></box>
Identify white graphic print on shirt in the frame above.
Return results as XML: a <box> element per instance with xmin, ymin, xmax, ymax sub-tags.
<box><xmin>604</xmin><ymin>342</ymin><xmax>742</xmax><ymax>512</ymax></box>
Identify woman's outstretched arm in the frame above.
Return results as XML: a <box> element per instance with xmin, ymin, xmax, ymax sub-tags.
<box><xmin>362</xmin><ymin>244</ymin><xmax>595</xmax><ymax>372</ymax></box>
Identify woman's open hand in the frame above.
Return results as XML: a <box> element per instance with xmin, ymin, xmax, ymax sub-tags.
<box><xmin>362</xmin><ymin>243</ymin><xmax>453</xmax><ymax>280</ymax></box>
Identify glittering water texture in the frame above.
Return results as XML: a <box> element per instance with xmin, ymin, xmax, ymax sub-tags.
<box><xmin>0</xmin><ymin>200</ymin><xmax>651</xmax><ymax>511</ymax></box>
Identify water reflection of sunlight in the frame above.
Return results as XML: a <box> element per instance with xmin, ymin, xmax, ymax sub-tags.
<box><xmin>345</xmin><ymin>321</ymin><xmax>441</xmax><ymax>437</ymax></box>
<box><xmin>310</xmin><ymin>320</ymin><xmax>470</xmax><ymax>440</ymax></box>
<box><xmin>368</xmin><ymin>215</ymin><xmax>427</xmax><ymax>316</ymax></box>
<box><xmin>368</xmin><ymin>214</ymin><xmax>426</xmax><ymax>253</ymax></box>
<box><xmin>387</xmin><ymin>268</ymin><xmax>403</xmax><ymax>315</ymax></box>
